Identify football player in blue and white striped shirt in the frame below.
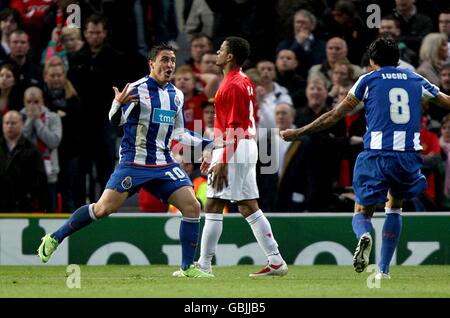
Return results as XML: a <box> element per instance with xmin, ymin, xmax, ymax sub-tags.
<box><xmin>281</xmin><ymin>37</ymin><xmax>450</xmax><ymax>280</ymax></box>
<box><xmin>38</xmin><ymin>44</ymin><xmax>213</xmax><ymax>278</ymax></box>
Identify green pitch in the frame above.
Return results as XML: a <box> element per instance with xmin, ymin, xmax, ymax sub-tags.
<box><xmin>1</xmin><ymin>265</ymin><xmax>449</xmax><ymax>298</ymax></box>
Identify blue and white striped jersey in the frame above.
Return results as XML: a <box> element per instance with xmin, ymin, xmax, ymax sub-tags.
<box><xmin>109</xmin><ymin>75</ymin><xmax>203</xmax><ymax>166</ymax></box>
<box><xmin>349</xmin><ymin>66</ymin><xmax>439</xmax><ymax>152</ymax></box>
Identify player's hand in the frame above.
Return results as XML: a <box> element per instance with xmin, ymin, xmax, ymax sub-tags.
<box><xmin>200</xmin><ymin>150</ymin><xmax>212</xmax><ymax>175</ymax></box>
<box><xmin>211</xmin><ymin>163</ymin><xmax>228</xmax><ymax>192</ymax></box>
<box><xmin>280</xmin><ymin>129</ymin><xmax>299</xmax><ymax>141</ymax></box>
<box><xmin>113</xmin><ymin>83</ymin><xmax>139</xmax><ymax>105</ymax></box>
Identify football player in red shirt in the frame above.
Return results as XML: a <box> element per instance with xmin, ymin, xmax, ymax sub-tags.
<box><xmin>195</xmin><ymin>37</ymin><xmax>288</xmax><ymax>277</ymax></box>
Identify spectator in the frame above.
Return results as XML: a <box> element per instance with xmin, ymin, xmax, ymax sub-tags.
<box><xmin>4</xmin><ymin>29</ymin><xmax>44</xmax><ymax>90</ymax></box>
<box><xmin>414</xmin><ymin>115</ymin><xmax>442</xmax><ymax>211</ymax></box>
<box><xmin>152</xmin><ymin>0</ymin><xmax>179</xmax><ymax>47</ymax></box>
<box><xmin>295</xmin><ymin>75</ymin><xmax>346</xmax><ymax>211</ymax></box>
<box><xmin>0</xmin><ymin>8</ymin><xmax>21</xmax><ymax>61</ymax></box>
<box><xmin>184</xmin><ymin>0</ymin><xmax>214</xmax><ymax>42</ymax></box>
<box><xmin>0</xmin><ymin>63</ymin><xmax>22</xmax><ymax>116</ymax></box>
<box><xmin>308</xmin><ymin>37</ymin><xmax>362</xmax><ymax>89</ymax></box>
<box><xmin>438</xmin><ymin>11</ymin><xmax>450</xmax><ymax>62</ymax></box>
<box><xmin>10</xmin><ymin>0</ymin><xmax>57</xmax><ymax>59</ymax></box>
<box><xmin>41</xmin><ymin>26</ymin><xmax>84</xmax><ymax>70</ymax></box>
<box><xmin>333</xmin><ymin>84</ymin><xmax>365</xmax><ymax>191</ymax></box>
<box><xmin>328</xmin><ymin>58</ymin><xmax>356</xmax><ymax>106</ymax></box>
<box><xmin>202</xmin><ymin>97</ymin><xmax>215</xmax><ymax>140</ymax></box>
<box><xmin>43</xmin><ymin>56</ymin><xmax>81</xmax><ymax>213</ymax></box>
<box><xmin>22</xmin><ymin>86</ymin><xmax>62</xmax><ymax>212</ymax></box>
<box><xmin>199</xmin><ymin>51</ymin><xmax>220</xmax><ymax>75</ymax></box>
<box><xmin>274</xmin><ymin>103</ymin><xmax>312</xmax><ymax>212</ymax></box>
<box><xmin>255</xmin><ymin>59</ymin><xmax>292</xmax><ymax>143</ymax></box>
<box><xmin>206</xmin><ymin>0</ymin><xmax>280</xmax><ymax>65</ymax></box>
<box><xmin>439</xmin><ymin>113</ymin><xmax>450</xmax><ymax>209</ymax></box>
<box><xmin>323</xmin><ymin>0</ymin><xmax>372</xmax><ymax>64</ymax></box>
<box><xmin>417</xmin><ymin>33</ymin><xmax>449</xmax><ymax>86</ymax></box>
<box><xmin>275</xmin><ymin>49</ymin><xmax>307</xmax><ymax>110</ymax></box>
<box><xmin>196</xmin><ymin>51</ymin><xmax>221</xmax><ymax>97</ymax></box>
<box><xmin>392</xmin><ymin>0</ymin><xmax>433</xmax><ymax>54</ymax></box>
<box><xmin>67</xmin><ymin>15</ymin><xmax>125</xmax><ymax>204</ymax></box>
<box><xmin>379</xmin><ymin>15</ymin><xmax>418</xmax><ymax>67</ymax></box>
<box><xmin>138</xmin><ymin>188</ymin><xmax>169</xmax><ymax>213</ymax></box>
<box><xmin>0</xmin><ymin>110</ymin><xmax>47</xmax><ymax>212</ymax></box>
<box><xmin>174</xmin><ymin>65</ymin><xmax>208</xmax><ymax>132</ymax></box>
<box><xmin>185</xmin><ymin>33</ymin><xmax>213</xmax><ymax>74</ymax></box>
<box><xmin>426</xmin><ymin>63</ymin><xmax>450</xmax><ymax>131</ymax></box>
<box><xmin>276</xmin><ymin>9</ymin><xmax>326</xmax><ymax>77</ymax></box>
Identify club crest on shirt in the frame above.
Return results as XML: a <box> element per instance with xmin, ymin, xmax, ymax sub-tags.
<box><xmin>174</xmin><ymin>95</ymin><xmax>181</xmax><ymax>107</ymax></box>
<box><xmin>121</xmin><ymin>176</ymin><xmax>133</xmax><ymax>190</ymax></box>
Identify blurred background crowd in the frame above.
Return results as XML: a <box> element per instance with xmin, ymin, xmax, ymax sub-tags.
<box><xmin>0</xmin><ymin>0</ymin><xmax>449</xmax><ymax>213</ymax></box>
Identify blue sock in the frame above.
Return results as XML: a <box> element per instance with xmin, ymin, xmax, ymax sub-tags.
<box><xmin>179</xmin><ymin>217</ymin><xmax>200</xmax><ymax>270</ymax></box>
<box><xmin>52</xmin><ymin>204</ymin><xmax>96</xmax><ymax>243</ymax></box>
<box><xmin>352</xmin><ymin>213</ymin><xmax>373</xmax><ymax>240</ymax></box>
<box><xmin>379</xmin><ymin>211</ymin><xmax>402</xmax><ymax>273</ymax></box>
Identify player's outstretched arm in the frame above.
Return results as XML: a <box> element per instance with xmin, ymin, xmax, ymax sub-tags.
<box><xmin>109</xmin><ymin>83</ymin><xmax>139</xmax><ymax>126</ymax></box>
<box><xmin>280</xmin><ymin>94</ymin><xmax>358</xmax><ymax>141</ymax></box>
<box><xmin>430</xmin><ymin>92</ymin><xmax>450</xmax><ymax>110</ymax></box>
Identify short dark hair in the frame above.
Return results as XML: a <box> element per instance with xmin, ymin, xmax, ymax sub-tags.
<box><xmin>381</xmin><ymin>14</ymin><xmax>400</xmax><ymax>29</ymax></box>
<box><xmin>334</xmin><ymin>0</ymin><xmax>356</xmax><ymax>18</ymax></box>
<box><xmin>368</xmin><ymin>36</ymin><xmax>399</xmax><ymax>67</ymax></box>
<box><xmin>441</xmin><ymin>62</ymin><xmax>450</xmax><ymax>73</ymax></box>
<box><xmin>85</xmin><ymin>14</ymin><xmax>108</xmax><ymax>29</ymax></box>
<box><xmin>148</xmin><ymin>43</ymin><xmax>175</xmax><ymax>61</ymax></box>
<box><xmin>201</xmin><ymin>97</ymin><xmax>215</xmax><ymax>109</ymax></box>
<box><xmin>191</xmin><ymin>32</ymin><xmax>212</xmax><ymax>45</ymax></box>
<box><xmin>0</xmin><ymin>63</ymin><xmax>20</xmax><ymax>84</ymax></box>
<box><xmin>9</xmin><ymin>29</ymin><xmax>28</xmax><ymax>40</ymax></box>
<box><xmin>225</xmin><ymin>36</ymin><xmax>250</xmax><ymax>67</ymax></box>
<box><xmin>0</xmin><ymin>8</ymin><xmax>22</xmax><ymax>26</ymax></box>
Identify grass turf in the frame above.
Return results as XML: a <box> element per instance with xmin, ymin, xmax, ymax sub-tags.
<box><xmin>1</xmin><ymin>265</ymin><xmax>449</xmax><ymax>298</ymax></box>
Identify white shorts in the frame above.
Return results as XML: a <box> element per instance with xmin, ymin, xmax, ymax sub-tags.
<box><xmin>207</xmin><ymin>138</ymin><xmax>259</xmax><ymax>201</ymax></box>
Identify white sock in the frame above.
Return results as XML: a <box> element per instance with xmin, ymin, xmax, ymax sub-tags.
<box><xmin>246</xmin><ymin>210</ymin><xmax>283</xmax><ymax>264</ymax></box>
<box><xmin>197</xmin><ymin>213</ymin><xmax>223</xmax><ymax>269</ymax></box>
<box><xmin>89</xmin><ymin>203</ymin><xmax>97</xmax><ymax>220</ymax></box>
<box><xmin>385</xmin><ymin>207</ymin><xmax>402</xmax><ymax>214</ymax></box>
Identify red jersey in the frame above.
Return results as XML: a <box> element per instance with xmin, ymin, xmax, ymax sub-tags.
<box><xmin>420</xmin><ymin>127</ymin><xmax>441</xmax><ymax>200</ymax></box>
<box><xmin>214</xmin><ymin>68</ymin><xmax>256</xmax><ymax>162</ymax></box>
<box><xmin>184</xmin><ymin>93</ymin><xmax>208</xmax><ymax>131</ymax></box>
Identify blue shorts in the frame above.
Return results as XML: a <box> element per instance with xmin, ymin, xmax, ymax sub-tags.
<box><xmin>353</xmin><ymin>150</ymin><xmax>427</xmax><ymax>206</ymax></box>
<box><xmin>105</xmin><ymin>162</ymin><xmax>192</xmax><ymax>202</ymax></box>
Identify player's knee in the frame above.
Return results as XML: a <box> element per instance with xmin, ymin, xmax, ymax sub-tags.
<box><xmin>191</xmin><ymin>199</ymin><xmax>201</xmax><ymax>215</ymax></box>
<box><xmin>93</xmin><ymin>203</ymin><xmax>116</xmax><ymax>218</ymax></box>
<box><xmin>238</xmin><ymin>200</ymin><xmax>259</xmax><ymax>217</ymax></box>
<box><xmin>181</xmin><ymin>199</ymin><xmax>201</xmax><ymax>218</ymax></box>
<box><xmin>354</xmin><ymin>203</ymin><xmax>376</xmax><ymax>216</ymax></box>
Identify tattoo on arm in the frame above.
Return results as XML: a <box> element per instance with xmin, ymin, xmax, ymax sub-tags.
<box><xmin>432</xmin><ymin>92</ymin><xmax>450</xmax><ymax>109</ymax></box>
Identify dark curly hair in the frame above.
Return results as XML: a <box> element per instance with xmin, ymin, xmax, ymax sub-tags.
<box><xmin>225</xmin><ymin>37</ymin><xmax>250</xmax><ymax>67</ymax></box>
<box><xmin>368</xmin><ymin>36</ymin><xmax>399</xmax><ymax>67</ymax></box>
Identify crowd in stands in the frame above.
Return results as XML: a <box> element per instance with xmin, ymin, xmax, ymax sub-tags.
<box><xmin>0</xmin><ymin>0</ymin><xmax>450</xmax><ymax>213</ymax></box>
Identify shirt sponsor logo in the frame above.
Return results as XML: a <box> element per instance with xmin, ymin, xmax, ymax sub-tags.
<box><xmin>152</xmin><ymin>109</ymin><xmax>176</xmax><ymax>126</ymax></box>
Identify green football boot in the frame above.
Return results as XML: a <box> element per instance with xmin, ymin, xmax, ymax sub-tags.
<box><xmin>172</xmin><ymin>264</ymin><xmax>214</xmax><ymax>278</ymax></box>
<box><xmin>37</xmin><ymin>234</ymin><xmax>59</xmax><ymax>263</ymax></box>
